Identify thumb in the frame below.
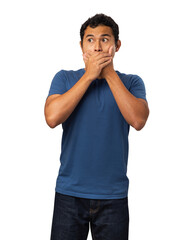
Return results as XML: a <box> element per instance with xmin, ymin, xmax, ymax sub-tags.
<box><xmin>109</xmin><ymin>46</ymin><xmax>114</xmax><ymax>56</ymax></box>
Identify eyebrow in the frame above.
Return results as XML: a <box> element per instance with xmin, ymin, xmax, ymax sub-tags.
<box><xmin>85</xmin><ymin>34</ymin><xmax>111</xmax><ymax>38</ymax></box>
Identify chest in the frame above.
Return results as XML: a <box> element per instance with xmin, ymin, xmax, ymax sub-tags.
<box><xmin>83</xmin><ymin>79</ymin><xmax>117</xmax><ymax>112</ymax></box>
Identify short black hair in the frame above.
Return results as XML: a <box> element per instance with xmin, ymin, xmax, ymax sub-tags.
<box><xmin>80</xmin><ymin>13</ymin><xmax>119</xmax><ymax>47</ymax></box>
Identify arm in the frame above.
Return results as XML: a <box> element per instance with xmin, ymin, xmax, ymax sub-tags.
<box><xmin>44</xmin><ymin>73</ymin><xmax>92</xmax><ymax>128</ymax></box>
<box><xmin>105</xmin><ymin>70</ymin><xmax>149</xmax><ymax>131</ymax></box>
<box><xmin>44</xmin><ymin>52</ymin><xmax>112</xmax><ymax>129</ymax></box>
<box><xmin>84</xmin><ymin>47</ymin><xmax>149</xmax><ymax>130</ymax></box>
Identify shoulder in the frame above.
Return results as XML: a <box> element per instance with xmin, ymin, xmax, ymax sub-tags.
<box><xmin>59</xmin><ymin>68</ymin><xmax>85</xmax><ymax>78</ymax></box>
<box><xmin>52</xmin><ymin>69</ymin><xmax>66</xmax><ymax>81</ymax></box>
<box><xmin>116</xmin><ymin>70</ymin><xmax>144</xmax><ymax>87</ymax></box>
<box><xmin>116</xmin><ymin>70</ymin><xmax>147</xmax><ymax>101</ymax></box>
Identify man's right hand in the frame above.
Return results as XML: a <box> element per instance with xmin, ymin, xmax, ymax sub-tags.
<box><xmin>83</xmin><ymin>51</ymin><xmax>112</xmax><ymax>81</ymax></box>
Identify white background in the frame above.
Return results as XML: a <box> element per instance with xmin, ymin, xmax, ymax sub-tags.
<box><xmin>0</xmin><ymin>0</ymin><xmax>192</xmax><ymax>239</ymax></box>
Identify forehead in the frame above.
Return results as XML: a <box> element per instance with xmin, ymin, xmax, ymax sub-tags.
<box><xmin>84</xmin><ymin>25</ymin><xmax>114</xmax><ymax>38</ymax></box>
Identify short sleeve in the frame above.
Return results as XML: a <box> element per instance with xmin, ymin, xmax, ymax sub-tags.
<box><xmin>47</xmin><ymin>70</ymin><xmax>67</xmax><ymax>98</ymax></box>
<box><xmin>129</xmin><ymin>75</ymin><xmax>147</xmax><ymax>102</ymax></box>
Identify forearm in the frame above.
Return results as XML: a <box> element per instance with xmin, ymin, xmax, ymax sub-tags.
<box><xmin>45</xmin><ymin>72</ymin><xmax>92</xmax><ymax>128</ymax></box>
<box><xmin>105</xmin><ymin>71</ymin><xmax>149</xmax><ymax>130</ymax></box>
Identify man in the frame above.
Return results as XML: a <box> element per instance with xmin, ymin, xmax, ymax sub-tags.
<box><xmin>45</xmin><ymin>13</ymin><xmax>149</xmax><ymax>240</ymax></box>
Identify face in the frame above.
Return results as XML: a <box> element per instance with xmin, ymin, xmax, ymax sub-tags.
<box><xmin>80</xmin><ymin>25</ymin><xmax>121</xmax><ymax>57</ymax></box>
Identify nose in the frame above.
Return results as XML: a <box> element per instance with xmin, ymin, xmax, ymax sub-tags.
<box><xmin>94</xmin><ymin>40</ymin><xmax>102</xmax><ymax>52</ymax></box>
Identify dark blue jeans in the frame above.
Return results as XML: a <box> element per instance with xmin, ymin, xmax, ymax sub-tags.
<box><xmin>50</xmin><ymin>191</ymin><xmax>129</xmax><ymax>240</ymax></box>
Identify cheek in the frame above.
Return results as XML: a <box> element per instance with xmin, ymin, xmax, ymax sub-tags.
<box><xmin>83</xmin><ymin>44</ymin><xmax>94</xmax><ymax>53</ymax></box>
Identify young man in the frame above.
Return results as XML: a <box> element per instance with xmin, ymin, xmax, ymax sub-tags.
<box><xmin>45</xmin><ymin>13</ymin><xmax>149</xmax><ymax>240</ymax></box>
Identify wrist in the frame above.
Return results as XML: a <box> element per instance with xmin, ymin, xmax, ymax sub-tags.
<box><xmin>102</xmin><ymin>68</ymin><xmax>115</xmax><ymax>79</ymax></box>
<box><xmin>83</xmin><ymin>71</ymin><xmax>95</xmax><ymax>83</ymax></box>
<box><xmin>104</xmin><ymin>69</ymin><xmax>117</xmax><ymax>82</ymax></box>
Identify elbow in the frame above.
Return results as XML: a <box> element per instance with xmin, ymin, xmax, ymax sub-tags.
<box><xmin>45</xmin><ymin>116</ymin><xmax>58</xmax><ymax>129</ymax></box>
<box><xmin>126</xmin><ymin>117</ymin><xmax>146</xmax><ymax>131</ymax></box>
<box><xmin>48</xmin><ymin>122</ymin><xmax>57</xmax><ymax>129</ymax></box>
<box><xmin>44</xmin><ymin>109</ymin><xmax>58</xmax><ymax>128</ymax></box>
<box><xmin>133</xmin><ymin>120</ymin><xmax>145</xmax><ymax>131</ymax></box>
<box><xmin>131</xmin><ymin>104</ymin><xmax>150</xmax><ymax>131</ymax></box>
<box><xmin>44</xmin><ymin>104</ymin><xmax>60</xmax><ymax>129</ymax></box>
<box><xmin>132</xmin><ymin>115</ymin><xmax>149</xmax><ymax>131</ymax></box>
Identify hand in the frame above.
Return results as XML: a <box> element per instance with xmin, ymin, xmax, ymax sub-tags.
<box><xmin>83</xmin><ymin>51</ymin><xmax>112</xmax><ymax>81</ymax></box>
<box><xmin>100</xmin><ymin>46</ymin><xmax>115</xmax><ymax>79</ymax></box>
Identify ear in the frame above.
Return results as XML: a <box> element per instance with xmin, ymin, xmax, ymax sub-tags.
<box><xmin>80</xmin><ymin>41</ymin><xmax>83</xmax><ymax>53</ymax></box>
<box><xmin>115</xmin><ymin>40</ymin><xmax>121</xmax><ymax>52</ymax></box>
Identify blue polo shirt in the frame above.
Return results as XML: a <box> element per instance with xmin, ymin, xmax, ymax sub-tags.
<box><xmin>47</xmin><ymin>68</ymin><xmax>147</xmax><ymax>199</ymax></box>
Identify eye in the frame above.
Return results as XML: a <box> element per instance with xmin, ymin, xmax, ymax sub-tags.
<box><xmin>88</xmin><ymin>38</ymin><xmax>93</xmax><ymax>42</ymax></box>
<box><xmin>102</xmin><ymin>38</ymin><xmax>108</xmax><ymax>42</ymax></box>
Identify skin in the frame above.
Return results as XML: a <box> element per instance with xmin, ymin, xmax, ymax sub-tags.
<box><xmin>80</xmin><ymin>25</ymin><xmax>149</xmax><ymax>130</ymax></box>
<box><xmin>44</xmin><ymin>24</ymin><xmax>149</xmax><ymax>130</ymax></box>
<box><xmin>80</xmin><ymin>25</ymin><xmax>121</xmax><ymax>80</ymax></box>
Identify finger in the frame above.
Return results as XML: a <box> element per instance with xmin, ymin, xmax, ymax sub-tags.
<box><xmin>99</xmin><ymin>58</ymin><xmax>112</xmax><ymax>69</ymax></box>
<box><xmin>83</xmin><ymin>57</ymin><xmax>88</xmax><ymax>63</ymax></box>
<box><xmin>83</xmin><ymin>54</ymin><xmax>86</xmax><ymax>60</ymax></box>
<box><xmin>83</xmin><ymin>53</ymin><xmax>89</xmax><ymax>58</ymax></box>
<box><xmin>98</xmin><ymin>56</ymin><xmax>112</xmax><ymax>65</ymax></box>
<box><xmin>109</xmin><ymin>46</ymin><xmax>113</xmax><ymax>56</ymax></box>
<box><xmin>95</xmin><ymin>52</ymin><xmax>112</xmax><ymax>60</ymax></box>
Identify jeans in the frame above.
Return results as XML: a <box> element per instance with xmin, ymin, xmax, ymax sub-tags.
<box><xmin>50</xmin><ymin>191</ymin><xmax>129</xmax><ymax>240</ymax></box>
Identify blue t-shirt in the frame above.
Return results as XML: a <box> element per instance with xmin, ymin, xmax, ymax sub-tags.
<box><xmin>47</xmin><ymin>68</ymin><xmax>147</xmax><ymax>199</ymax></box>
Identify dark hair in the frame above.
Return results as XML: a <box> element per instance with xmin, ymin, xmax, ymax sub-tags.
<box><xmin>80</xmin><ymin>13</ymin><xmax>119</xmax><ymax>47</ymax></box>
